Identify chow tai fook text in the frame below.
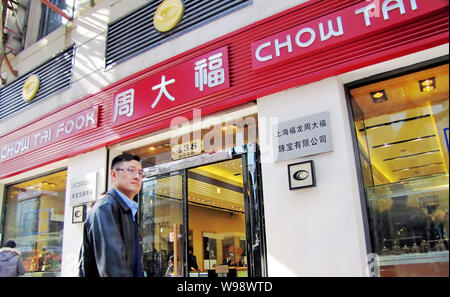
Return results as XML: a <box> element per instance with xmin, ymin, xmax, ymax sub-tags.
<box><xmin>251</xmin><ymin>0</ymin><xmax>447</xmax><ymax>70</ymax></box>
<box><xmin>111</xmin><ymin>46</ymin><xmax>230</xmax><ymax>126</ymax></box>
<box><xmin>0</xmin><ymin>106</ymin><xmax>98</xmax><ymax>162</ymax></box>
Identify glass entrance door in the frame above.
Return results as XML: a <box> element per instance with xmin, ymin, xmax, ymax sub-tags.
<box><xmin>187</xmin><ymin>157</ymin><xmax>248</xmax><ymax>277</ymax></box>
<box><xmin>139</xmin><ymin>144</ymin><xmax>267</xmax><ymax>277</ymax></box>
<box><xmin>140</xmin><ymin>172</ymin><xmax>185</xmax><ymax>277</ymax></box>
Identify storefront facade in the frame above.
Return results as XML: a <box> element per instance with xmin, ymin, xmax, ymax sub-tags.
<box><xmin>0</xmin><ymin>0</ymin><xmax>448</xmax><ymax>277</ymax></box>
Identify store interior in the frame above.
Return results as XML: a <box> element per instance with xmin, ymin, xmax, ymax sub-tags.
<box><xmin>139</xmin><ymin>158</ymin><xmax>248</xmax><ymax>277</ymax></box>
<box><xmin>350</xmin><ymin>63</ymin><xmax>449</xmax><ymax>276</ymax></box>
<box><xmin>134</xmin><ymin>112</ymin><xmax>257</xmax><ymax>277</ymax></box>
<box><xmin>3</xmin><ymin>170</ymin><xmax>67</xmax><ymax>276</ymax></box>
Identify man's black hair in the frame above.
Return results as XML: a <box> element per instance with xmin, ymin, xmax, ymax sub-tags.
<box><xmin>3</xmin><ymin>240</ymin><xmax>16</xmax><ymax>248</ymax></box>
<box><xmin>111</xmin><ymin>153</ymin><xmax>141</xmax><ymax>170</ymax></box>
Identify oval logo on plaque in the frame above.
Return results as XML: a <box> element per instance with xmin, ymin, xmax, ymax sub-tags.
<box><xmin>293</xmin><ymin>170</ymin><xmax>309</xmax><ymax>181</ymax></box>
<box><xmin>22</xmin><ymin>74</ymin><xmax>40</xmax><ymax>102</ymax></box>
<box><xmin>154</xmin><ymin>0</ymin><xmax>184</xmax><ymax>32</ymax></box>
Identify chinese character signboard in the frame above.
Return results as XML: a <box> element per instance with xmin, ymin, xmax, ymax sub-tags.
<box><xmin>274</xmin><ymin>111</ymin><xmax>333</xmax><ymax>162</ymax></box>
<box><xmin>70</xmin><ymin>171</ymin><xmax>97</xmax><ymax>206</ymax></box>
<box><xmin>112</xmin><ymin>46</ymin><xmax>230</xmax><ymax>126</ymax></box>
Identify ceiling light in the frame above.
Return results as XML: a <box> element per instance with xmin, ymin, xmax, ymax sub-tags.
<box><xmin>419</xmin><ymin>77</ymin><xmax>436</xmax><ymax>92</ymax></box>
<box><xmin>149</xmin><ymin>147</ymin><xmax>156</xmax><ymax>151</ymax></box>
<box><xmin>216</xmin><ymin>187</ymin><xmax>221</xmax><ymax>194</ymax></box>
<box><xmin>370</xmin><ymin>90</ymin><xmax>388</xmax><ymax>103</ymax></box>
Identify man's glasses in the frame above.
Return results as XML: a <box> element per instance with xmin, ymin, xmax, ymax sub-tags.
<box><xmin>116</xmin><ymin>167</ymin><xmax>144</xmax><ymax>177</ymax></box>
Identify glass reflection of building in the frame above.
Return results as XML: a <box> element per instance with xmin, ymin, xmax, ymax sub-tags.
<box><xmin>3</xmin><ymin>170</ymin><xmax>67</xmax><ymax>277</ymax></box>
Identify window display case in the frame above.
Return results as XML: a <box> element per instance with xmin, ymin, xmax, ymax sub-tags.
<box><xmin>349</xmin><ymin>62</ymin><xmax>449</xmax><ymax>277</ymax></box>
<box><xmin>366</xmin><ymin>174</ymin><xmax>449</xmax><ymax>276</ymax></box>
<box><xmin>2</xmin><ymin>170</ymin><xmax>66</xmax><ymax>277</ymax></box>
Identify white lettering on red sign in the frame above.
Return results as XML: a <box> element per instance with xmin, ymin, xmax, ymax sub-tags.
<box><xmin>195</xmin><ymin>53</ymin><xmax>226</xmax><ymax>91</ymax></box>
<box><xmin>113</xmin><ymin>89</ymin><xmax>135</xmax><ymax>122</ymax></box>
<box><xmin>151</xmin><ymin>75</ymin><xmax>176</xmax><ymax>109</ymax></box>
<box><xmin>0</xmin><ymin>106</ymin><xmax>98</xmax><ymax>162</ymax></box>
<box><xmin>255</xmin><ymin>15</ymin><xmax>344</xmax><ymax>63</ymax></box>
<box><xmin>251</xmin><ymin>0</ymin><xmax>439</xmax><ymax>70</ymax></box>
<box><xmin>110</xmin><ymin>46</ymin><xmax>230</xmax><ymax>127</ymax></box>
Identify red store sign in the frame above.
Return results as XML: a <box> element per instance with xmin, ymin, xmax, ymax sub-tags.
<box><xmin>0</xmin><ymin>0</ymin><xmax>447</xmax><ymax>179</ymax></box>
<box><xmin>0</xmin><ymin>106</ymin><xmax>98</xmax><ymax>163</ymax></box>
<box><xmin>111</xmin><ymin>46</ymin><xmax>230</xmax><ymax>126</ymax></box>
<box><xmin>251</xmin><ymin>0</ymin><xmax>448</xmax><ymax>70</ymax></box>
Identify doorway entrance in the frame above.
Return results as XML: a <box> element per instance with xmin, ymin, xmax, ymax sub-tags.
<box><xmin>139</xmin><ymin>144</ymin><xmax>266</xmax><ymax>277</ymax></box>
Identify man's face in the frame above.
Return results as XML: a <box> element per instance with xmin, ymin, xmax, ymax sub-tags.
<box><xmin>111</xmin><ymin>159</ymin><xmax>143</xmax><ymax>199</ymax></box>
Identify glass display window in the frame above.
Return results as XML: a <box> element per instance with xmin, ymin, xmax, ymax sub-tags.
<box><xmin>349</xmin><ymin>61</ymin><xmax>449</xmax><ymax>277</ymax></box>
<box><xmin>2</xmin><ymin>170</ymin><xmax>67</xmax><ymax>277</ymax></box>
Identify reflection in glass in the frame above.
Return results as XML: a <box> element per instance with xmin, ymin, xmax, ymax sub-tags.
<box><xmin>350</xmin><ymin>63</ymin><xmax>449</xmax><ymax>277</ymax></box>
<box><xmin>141</xmin><ymin>174</ymin><xmax>184</xmax><ymax>277</ymax></box>
<box><xmin>187</xmin><ymin>158</ymin><xmax>248</xmax><ymax>277</ymax></box>
<box><xmin>3</xmin><ymin>170</ymin><xmax>67</xmax><ymax>277</ymax></box>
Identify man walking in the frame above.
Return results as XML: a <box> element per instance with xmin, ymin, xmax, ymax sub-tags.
<box><xmin>79</xmin><ymin>153</ymin><xmax>144</xmax><ymax>277</ymax></box>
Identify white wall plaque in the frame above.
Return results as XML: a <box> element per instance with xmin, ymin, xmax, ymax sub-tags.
<box><xmin>70</xmin><ymin>171</ymin><xmax>97</xmax><ymax>206</ymax></box>
<box><xmin>273</xmin><ymin>111</ymin><xmax>333</xmax><ymax>162</ymax></box>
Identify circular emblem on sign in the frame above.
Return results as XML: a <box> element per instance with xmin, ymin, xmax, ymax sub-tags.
<box><xmin>153</xmin><ymin>0</ymin><xmax>184</xmax><ymax>32</ymax></box>
<box><xmin>293</xmin><ymin>170</ymin><xmax>309</xmax><ymax>181</ymax></box>
<box><xmin>75</xmin><ymin>210</ymin><xmax>82</xmax><ymax>218</ymax></box>
<box><xmin>22</xmin><ymin>74</ymin><xmax>40</xmax><ymax>102</ymax></box>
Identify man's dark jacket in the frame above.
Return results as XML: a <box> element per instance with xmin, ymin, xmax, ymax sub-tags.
<box><xmin>79</xmin><ymin>189</ymin><xmax>142</xmax><ymax>277</ymax></box>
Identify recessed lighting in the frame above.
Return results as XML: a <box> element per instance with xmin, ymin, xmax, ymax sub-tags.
<box><xmin>149</xmin><ymin>147</ymin><xmax>156</xmax><ymax>151</ymax></box>
<box><xmin>216</xmin><ymin>187</ymin><xmax>221</xmax><ymax>194</ymax></box>
<box><xmin>222</xmin><ymin>125</ymin><xmax>237</xmax><ymax>131</ymax></box>
<box><xmin>370</xmin><ymin>90</ymin><xmax>388</xmax><ymax>103</ymax></box>
<box><xmin>419</xmin><ymin>77</ymin><xmax>436</xmax><ymax>92</ymax></box>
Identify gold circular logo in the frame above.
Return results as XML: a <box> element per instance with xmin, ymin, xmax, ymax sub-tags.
<box><xmin>154</xmin><ymin>0</ymin><xmax>184</xmax><ymax>32</ymax></box>
<box><xmin>22</xmin><ymin>74</ymin><xmax>40</xmax><ymax>102</ymax></box>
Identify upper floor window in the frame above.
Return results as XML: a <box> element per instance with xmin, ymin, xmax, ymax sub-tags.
<box><xmin>38</xmin><ymin>0</ymin><xmax>75</xmax><ymax>40</ymax></box>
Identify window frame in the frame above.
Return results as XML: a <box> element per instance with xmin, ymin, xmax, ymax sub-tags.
<box><xmin>0</xmin><ymin>167</ymin><xmax>68</xmax><ymax>276</ymax></box>
<box><xmin>37</xmin><ymin>0</ymin><xmax>75</xmax><ymax>40</ymax></box>
<box><xmin>344</xmin><ymin>55</ymin><xmax>449</xmax><ymax>269</ymax></box>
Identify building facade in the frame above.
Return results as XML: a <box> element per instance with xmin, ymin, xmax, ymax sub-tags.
<box><xmin>0</xmin><ymin>0</ymin><xmax>448</xmax><ymax>277</ymax></box>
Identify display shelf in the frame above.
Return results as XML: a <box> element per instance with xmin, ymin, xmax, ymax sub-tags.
<box><xmin>366</xmin><ymin>174</ymin><xmax>449</xmax><ymax>201</ymax></box>
<box><xmin>379</xmin><ymin>251</ymin><xmax>449</xmax><ymax>266</ymax></box>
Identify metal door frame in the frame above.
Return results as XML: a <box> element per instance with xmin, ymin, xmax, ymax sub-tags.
<box><xmin>140</xmin><ymin>143</ymin><xmax>267</xmax><ymax>277</ymax></box>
